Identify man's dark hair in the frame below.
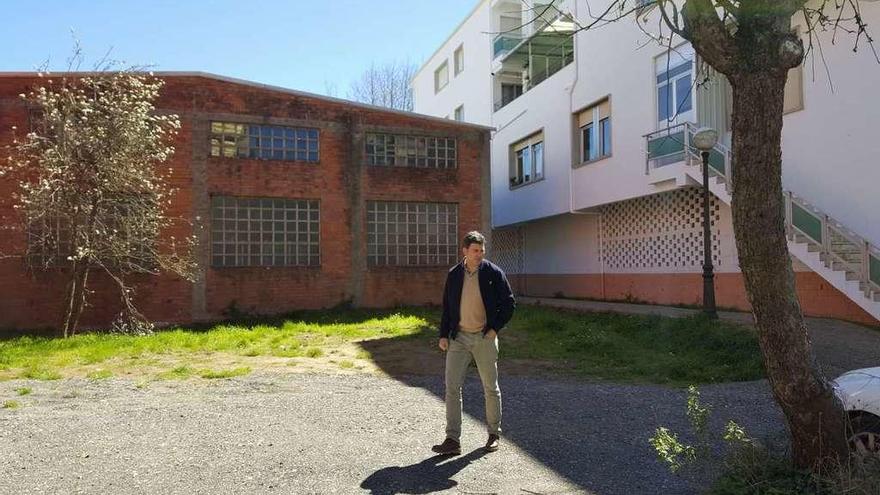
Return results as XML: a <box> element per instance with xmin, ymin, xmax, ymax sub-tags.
<box><xmin>462</xmin><ymin>231</ymin><xmax>486</xmax><ymax>248</ymax></box>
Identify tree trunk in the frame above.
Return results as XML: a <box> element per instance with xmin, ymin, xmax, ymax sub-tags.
<box><xmin>62</xmin><ymin>263</ymin><xmax>88</xmax><ymax>338</ymax></box>
<box><xmin>70</xmin><ymin>267</ymin><xmax>89</xmax><ymax>337</ymax></box>
<box><xmin>729</xmin><ymin>73</ymin><xmax>848</xmax><ymax>469</ymax></box>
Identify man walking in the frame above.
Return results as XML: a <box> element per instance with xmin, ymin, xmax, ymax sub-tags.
<box><xmin>432</xmin><ymin>231</ymin><xmax>516</xmax><ymax>455</ymax></box>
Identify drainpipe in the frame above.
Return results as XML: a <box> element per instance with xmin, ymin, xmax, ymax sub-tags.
<box><xmin>566</xmin><ymin>0</ymin><xmax>605</xmax><ymax>300</ymax></box>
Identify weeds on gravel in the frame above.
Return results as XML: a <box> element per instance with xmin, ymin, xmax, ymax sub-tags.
<box><xmin>19</xmin><ymin>367</ymin><xmax>62</xmax><ymax>381</ymax></box>
<box><xmin>156</xmin><ymin>365</ymin><xmax>251</xmax><ymax>380</ymax></box>
<box><xmin>15</xmin><ymin>387</ymin><xmax>31</xmax><ymax>396</ymax></box>
<box><xmin>158</xmin><ymin>366</ymin><xmax>194</xmax><ymax>380</ymax></box>
<box><xmin>652</xmin><ymin>387</ymin><xmax>880</xmax><ymax>494</ymax></box>
<box><xmin>3</xmin><ymin>400</ymin><xmax>21</xmax><ymax>409</ymax></box>
<box><xmin>198</xmin><ymin>367</ymin><xmax>251</xmax><ymax>379</ymax></box>
<box><xmin>87</xmin><ymin>369</ymin><xmax>113</xmax><ymax>380</ymax></box>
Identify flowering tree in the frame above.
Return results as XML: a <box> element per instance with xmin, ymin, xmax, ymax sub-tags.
<box><xmin>3</xmin><ymin>71</ymin><xmax>197</xmax><ymax>337</ymax></box>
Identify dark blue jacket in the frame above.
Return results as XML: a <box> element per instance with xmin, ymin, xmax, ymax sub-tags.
<box><xmin>440</xmin><ymin>259</ymin><xmax>516</xmax><ymax>339</ymax></box>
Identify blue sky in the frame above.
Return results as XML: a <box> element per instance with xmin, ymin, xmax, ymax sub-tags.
<box><xmin>3</xmin><ymin>0</ymin><xmax>477</xmax><ymax>96</ymax></box>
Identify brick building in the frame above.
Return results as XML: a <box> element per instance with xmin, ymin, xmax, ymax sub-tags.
<box><xmin>0</xmin><ymin>72</ymin><xmax>492</xmax><ymax>332</ymax></box>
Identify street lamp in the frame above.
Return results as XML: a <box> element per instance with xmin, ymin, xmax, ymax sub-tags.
<box><xmin>693</xmin><ymin>127</ymin><xmax>719</xmax><ymax>319</ymax></box>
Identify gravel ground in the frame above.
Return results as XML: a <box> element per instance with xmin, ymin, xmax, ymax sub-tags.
<box><xmin>0</xmin><ymin>372</ymin><xmax>786</xmax><ymax>495</ymax></box>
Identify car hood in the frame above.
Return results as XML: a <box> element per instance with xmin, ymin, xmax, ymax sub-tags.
<box><xmin>834</xmin><ymin>367</ymin><xmax>880</xmax><ymax>415</ymax></box>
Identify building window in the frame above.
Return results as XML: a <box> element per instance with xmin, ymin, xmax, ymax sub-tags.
<box><xmin>510</xmin><ymin>132</ymin><xmax>544</xmax><ymax>188</ymax></box>
<box><xmin>454</xmin><ymin>105</ymin><xmax>465</xmax><ymax>122</ymax></box>
<box><xmin>577</xmin><ymin>99</ymin><xmax>612</xmax><ymax>163</ymax></box>
<box><xmin>434</xmin><ymin>61</ymin><xmax>449</xmax><ymax>93</ymax></box>
<box><xmin>209</xmin><ymin>122</ymin><xmax>319</xmax><ymax>161</ymax></box>
<box><xmin>210</xmin><ymin>122</ymin><xmax>319</xmax><ymax>162</ymax></box>
<box><xmin>656</xmin><ymin>49</ymin><xmax>694</xmax><ymax>124</ymax></box>
<box><xmin>26</xmin><ymin>215</ymin><xmax>72</xmax><ymax>267</ymax></box>
<box><xmin>27</xmin><ymin>200</ymin><xmax>156</xmax><ymax>270</ymax></box>
<box><xmin>210</xmin><ymin>196</ymin><xmax>320</xmax><ymax>267</ymax></box>
<box><xmin>783</xmin><ymin>63</ymin><xmax>804</xmax><ymax>114</ymax></box>
<box><xmin>366</xmin><ymin>201</ymin><xmax>458</xmax><ymax>267</ymax></box>
<box><xmin>454</xmin><ymin>45</ymin><xmax>464</xmax><ymax>76</ymax></box>
<box><xmin>365</xmin><ymin>133</ymin><xmax>457</xmax><ymax>168</ymax></box>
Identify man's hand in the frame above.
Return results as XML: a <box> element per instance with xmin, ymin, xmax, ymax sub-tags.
<box><xmin>439</xmin><ymin>338</ymin><xmax>449</xmax><ymax>351</ymax></box>
<box><xmin>484</xmin><ymin>329</ymin><xmax>497</xmax><ymax>339</ymax></box>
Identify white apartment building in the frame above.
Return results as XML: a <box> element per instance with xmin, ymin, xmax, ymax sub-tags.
<box><xmin>412</xmin><ymin>0</ymin><xmax>880</xmax><ymax>326</ymax></box>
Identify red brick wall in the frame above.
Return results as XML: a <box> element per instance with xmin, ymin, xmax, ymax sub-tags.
<box><xmin>0</xmin><ymin>74</ymin><xmax>489</xmax><ymax>332</ymax></box>
<box><xmin>510</xmin><ymin>272</ymin><xmax>879</xmax><ymax>327</ymax></box>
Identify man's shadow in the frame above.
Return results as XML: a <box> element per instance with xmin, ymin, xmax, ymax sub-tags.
<box><xmin>361</xmin><ymin>449</ymin><xmax>488</xmax><ymax>495</ymax></box>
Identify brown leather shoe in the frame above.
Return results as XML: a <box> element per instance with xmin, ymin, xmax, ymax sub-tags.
<box><xmin>431</xmin><ymin>438</ymin><xmax>461</xmax><ymax>455</ymax></box>
<box><xmin>485</xmin><ymin>434</ymin><xmax>500</xmax><ymax>452</ymax></box>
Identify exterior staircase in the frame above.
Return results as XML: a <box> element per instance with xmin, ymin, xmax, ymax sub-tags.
<box><xmin>645</xmin><ymin>122</ymin><xmax>880</xmax><ymax>322</ymax></box>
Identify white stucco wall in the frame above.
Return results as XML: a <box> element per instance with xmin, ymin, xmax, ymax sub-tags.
<box><xmin>782</xmin><ymin>3</ymin><xmax>880</xmax><ymax>247</ymax></box>
<box><xmin>411</xmin><ymin>0</ymin><xmax>494</xmax><ymax>126</ymax></box>
<box><xmin>417</xmin><ymin>0</ymin><xmax>880</xmax><ymax>262</ymax></box>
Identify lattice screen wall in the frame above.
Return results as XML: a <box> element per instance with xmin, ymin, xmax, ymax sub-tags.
<box><xmin>490</xmin><ymin>227</ymin><xmax>524</xmax><ymax>274</ymax></box>
<box><xmin>600</xmin><ymin>188</ymin><xmax>724</xmax><ymax>272</ymax></box>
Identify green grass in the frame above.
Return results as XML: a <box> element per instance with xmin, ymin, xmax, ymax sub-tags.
<box><xmin>501</xmin><ymin>306</ymin><xmax>764</xmax><ymax>385</ymax></box>
<box><xmin>0</xmin><ymin>305</ymin><xmax>764</xmax><ymax>385</ymax></box>
<box><xmin>0</xmin><ymin>308</ymin><xmax>431</xmax><ymax>379</ymax></box>
<box><xmin>3</xmin><ymin>400</ymin><xmax>21</xmax><ymax>409</ymax></box>
<box><xmin>157</xmin><ymin>366</ymin><xmax>194</xmax><ymax>380</ymax></box>
<box><xmin>197</xmin><ymin>367</ymin><xmax>251</xmax><ymax>379</ymax></box>
<box><xmin>86</xmin><ymin>369</ymin><xmax>113</xmax><ymax>380</ymax></box>
<box><xmin>339</xmin><ymin>360</ymin><xmax>355</xmax><ymax>369</ymax></box>
<box><xmin>18</xmin><ymin>367</ymin><xmax>62</xmax><ymax>381</ymax></box>
<box><xmin>15</xmin><ymin>387</ymin><xmax>32</xmax><ymax>396</ymax></box>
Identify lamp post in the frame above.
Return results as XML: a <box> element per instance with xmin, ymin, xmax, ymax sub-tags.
<box><xmin>693</xmin><ymin>127</ymin><xmax>719</xmax><ymax>319</ymax></box>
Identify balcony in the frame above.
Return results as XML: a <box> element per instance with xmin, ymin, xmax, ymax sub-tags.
<box><xmin>644</xmin><ymin>122</ymin><xmax>729</xmax><ymax>176</ymax></box>
<box><xmin>493</xmin><ymin>31</ymin><xmax>524</xmax><ymax>59</ymax></box>
<box><xmin>492</xmin><ymin>17</ymin><xmax>575</xmax><ymax>112</ymax></box>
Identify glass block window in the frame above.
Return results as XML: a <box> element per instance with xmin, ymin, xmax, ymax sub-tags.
<box><xmin>366</xmin><ymin>201</ymin><xmax>458</xmax><ymax>266</ymax></box>
<box><xmin>211</xmin><ymin>196</ymin><xmax>320</xmax><ymax>267</ymax></box>
<box><xmin>26</xmin><ymin>215</ymin><xmax>72</xmax><ymax>267</ymax></box>
<box><xmin>365</xmin><ymin>133</ymin><xmax>457</xmax><ymax>168</ymax></box>
<box><xmin>210</xmin><ymin>122</ymin><xmax>320</xmax><ymax>162</ymax></box>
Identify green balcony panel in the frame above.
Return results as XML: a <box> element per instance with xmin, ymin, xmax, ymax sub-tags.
<box><xmin>871</xmin><ymin>253</ymin><xmax>880</xmax><ymax>286</ymax></box>
<box><xmin>493</xmin><ymin>36</ymin><xmax>520</xmax><ymax>57</ymax></box>
<box><xmin>708</xmin><ymin>148</ymin><xmax>726</xmax><ymax>175</ymax></box>
<box><xmin>791</xmin><ymin>203</ymin><xmax>822</xmax><ymax>243</ymax></box>
<box><xmin>647</xmin><ymin>131</ymin><xmax>684</xmax><ymax>160</ymax></box>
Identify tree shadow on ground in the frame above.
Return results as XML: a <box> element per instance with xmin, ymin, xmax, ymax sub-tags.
<box><xmin>361</xmin><ymin>449</ymin><xmax>487</xmax><ymax>495</ymax></box>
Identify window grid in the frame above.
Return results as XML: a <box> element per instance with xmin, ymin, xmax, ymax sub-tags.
<box><xmin>366</xmin><ymin>201</ymin><xmax>458</xmax><ymax>267</ymax></box>
<box><xmin>365</xmin><ymin>133</ymin><xmax>457</xmax><ymax>168</ymax></box>
<box><xmin>211</xmin><ymin>196</ymin><xmax>320</xmax><ymax>268</ymax></box>
<box><xmin>510</xmin><ymin>133</ymin><xmax>543</xmax><ymax>187</ymax></box>
<box><xmin>27</xmin><ymin>215</ymin><xmax>72</xmax><ymax>266</ymax></box>
<box><xmin>210</xmin><ymin>122</ymin><xmax>320</xmax><ymax>162</ymax></box>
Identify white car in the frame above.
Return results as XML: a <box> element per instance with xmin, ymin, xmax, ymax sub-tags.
<box><xmin>834</xmin><ymin>367</ymin><xmax>880</xmax><ymax>455</ymax></box>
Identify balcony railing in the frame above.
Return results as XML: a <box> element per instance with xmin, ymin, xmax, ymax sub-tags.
<box><xmin>785</xmin><ymin>192</ymin><xmax>880</xmax><ymax>297</ymax></box>
<box><xmin>644</xmin><ymin>122</ymin><xmax>730</xmax><ymax>179</ymax></box>
<box><xmin>644</xmin><ymin>122</ymin><xmax>880</xmax><ymax>300</ymax></box>
<box><xmin>493</xmin><ymin>31</ymin><xmax>523</xmax><ymax>59</ymax></box>
<box><xmin>492</xmin><ymin>39</ymin><xmax>574</xmax><ymax>112</ymax></box>
<box><xmin>494</xmin><ymin>91</ymin><xmax>521</xmax><ymax>111</ymax></box>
